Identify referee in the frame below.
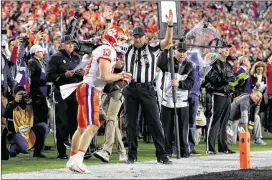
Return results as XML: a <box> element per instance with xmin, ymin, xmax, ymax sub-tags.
<box><xmin>123</xmin><ymin>9</ymin><xmax>173</xmax><ymax>164</ymax></box>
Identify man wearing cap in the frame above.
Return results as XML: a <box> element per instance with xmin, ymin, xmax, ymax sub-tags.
<box><xmin>157</xmin><ymin>42</ymin><xmax>195</xmax><ymax>158</ymax></box>
<box><xmin>28</xmin><ymin>44</ymin><xmax>48</xmax><ymax>127</ymax></box>
<box><xmin>46</xmin><ymin>35</ymin><xmax>83</xmax><ymax>159</ymax></box>
<box><xmin>204</xmin><ymin>42</ymin><xmax>237</xmax><ymax>154</ymax></box>
<box><xmin>123</xmin><ymin>9</ymin><xmax>173</xmax><ymax>164</ymax></box>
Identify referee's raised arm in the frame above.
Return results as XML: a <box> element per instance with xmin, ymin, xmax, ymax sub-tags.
<box><xmin>160</xmin><ymin>9</ymin><xmax>174</xmax><ymax>50</ymax></box>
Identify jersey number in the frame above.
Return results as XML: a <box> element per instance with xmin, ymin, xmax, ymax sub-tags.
<box><xmin>103</xmin><ymin>49</ymin><xmax>111</xmax><ymax>57</ymax></box>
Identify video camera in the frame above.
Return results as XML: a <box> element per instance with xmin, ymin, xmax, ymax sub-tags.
<box><xmin>65</xmin><ymin>11</ymin><xmax>102</xmax><ymax>56</ymax></box>
<box><xmin>75</xmin><ymin>38</ymin><xmax>101</xmax><ymax>56</ymax></box>
<box><xmin>21</xmin><ymin>91</ymin><xmax>29</xmax><ymax>99</ymax></box>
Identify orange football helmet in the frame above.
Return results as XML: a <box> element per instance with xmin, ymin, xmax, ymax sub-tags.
<box><xmin>102</xmin><ymin>26</ymin><xmax>124</xmax><ymax>47</ymax></box>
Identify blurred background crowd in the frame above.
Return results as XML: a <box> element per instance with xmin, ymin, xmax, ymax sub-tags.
<box><xmin>1</xmin><ymin>1</ymin><xmax>272</xmax><ymax>160</ymax></box>
<box><xmin>2</xmin><ymin>1</ymin><xmax>272</xmax><ymax>61</ymax></box>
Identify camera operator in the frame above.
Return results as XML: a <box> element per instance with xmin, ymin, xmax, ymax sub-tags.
<box><xmin>46</xmin><ymin>35</ymin><xmax>83</xmax><ymax>159</ymax></box>
<box><xmin>3</xmin><ymin>86</ymin><xmax>48</xmax><ymax>158</ymax></box>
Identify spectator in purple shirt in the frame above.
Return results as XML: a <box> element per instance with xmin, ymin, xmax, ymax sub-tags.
<box><xmin>188</xmin><ymin>50</ymin><xmax>211</xmax><ymax>155</ymax></box>
<box><xmin>235</xmin><ymin>56</ymin><xmax>252</xmax><ymax>95</ymax></box>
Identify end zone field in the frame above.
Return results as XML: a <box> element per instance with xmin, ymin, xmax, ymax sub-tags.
<box><xmin>2</xmin><ymin>133</ymin><xmax>272</xmax><ymax>179</ymax></box>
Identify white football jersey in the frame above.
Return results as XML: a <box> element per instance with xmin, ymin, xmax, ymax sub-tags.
<box><xmin>83</xmin><ymin>44</ymin><xmax>117</xmax><ymax>90</ymax></box>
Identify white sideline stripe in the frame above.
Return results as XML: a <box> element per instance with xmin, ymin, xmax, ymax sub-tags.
<box><xmin>206</xmin><ymin>94</ymin><xmax>214</xmax><ymax>152</ymax></box>
<box><xmin>2</xmin><ymin>151</ymin><xmax>272</xmax><ymax>179</ymax></box>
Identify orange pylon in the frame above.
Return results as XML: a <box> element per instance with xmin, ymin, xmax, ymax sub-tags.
<box><xmin>239</xmin><ymin>130</ymin><xmax>250</xmax><ymax>169</ymax></box>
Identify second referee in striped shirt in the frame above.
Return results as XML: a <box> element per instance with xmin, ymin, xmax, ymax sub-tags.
<box><xmin>123</xmin><ymin>9</ymin><xmax>174</xmax><ymax>164</ymax></box>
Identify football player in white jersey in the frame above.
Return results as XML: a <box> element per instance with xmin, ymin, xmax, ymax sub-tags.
<box><xmin>66</xmin><ymin>27</ymin><xmax>132</xmax><ymax>173</ymax></box>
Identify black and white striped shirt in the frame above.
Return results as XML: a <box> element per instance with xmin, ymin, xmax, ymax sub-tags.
<box><xmin>124</xmin><ymin>42</ymin><xmax>161</xmax><ymax>83</ymax></box>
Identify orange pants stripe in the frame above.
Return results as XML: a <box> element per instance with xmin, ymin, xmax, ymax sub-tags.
<box><xmin>76</xmin><ymin>83</ymin><xmax>100</xmax><ymax>128</ymax></box>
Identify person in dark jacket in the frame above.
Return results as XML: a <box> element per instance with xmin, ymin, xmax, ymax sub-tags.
<box><xmin>3</xmin><ymin>86</ymin><xmax>48</xmax><ymax>158</ymax></box>
<box><xmin>28</xmin><ymin>45</ymin><xmax>48</xmax><ymax>125</ymax></box>
<box><xmin>46</xmin><ymin>35</ymin><xmax>84</xmax><ymax>159</ymax></box>
<box><xmin>1</xmin><ymin>95</ymin><xmax>9</xmax><ymax>160</ymax></box>
<box><xmin>205</xmin><ymin>43</ymin><xmax>237</xmax><ymax>154</ymax></box>
<box><xmin>157</xmin><ymin>42</ymin><xmax>195</xmax><ymax>158</ymax></box>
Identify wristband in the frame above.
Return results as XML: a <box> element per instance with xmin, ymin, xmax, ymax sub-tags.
<box><xmin>168</xmin><ymin>25</ymin><xmax>173</xmax><ymax>28</ymax></box>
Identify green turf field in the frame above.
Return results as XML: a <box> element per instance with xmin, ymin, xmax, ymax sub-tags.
<box><xmin>2</xmin><ymin>131</ymin><xmax>272</xmax><ymax>174</ymax></box>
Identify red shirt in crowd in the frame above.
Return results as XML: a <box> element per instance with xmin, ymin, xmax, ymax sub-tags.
<box><xmin>267</xmin><ymin>63</ymin><xmax>272</xmax><ymax>95</ymax></box>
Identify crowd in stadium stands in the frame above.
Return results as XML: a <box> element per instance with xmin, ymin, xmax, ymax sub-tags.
<box><xmin>2</xmin><ymin>1</ymin><xmax>271</xmax><ymax>59</ymax></box>
<box><xmin>1</xmin><ymin>1</ymin><xmax>272</xmax><ymax>161</ymax></box>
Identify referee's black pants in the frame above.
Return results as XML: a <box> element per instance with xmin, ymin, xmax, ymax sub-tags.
<box><xmin>123</xmin><ymin>85</ymin><xmax>167</xmax><ymax>160</ymax></box>
<box><xmin>54</xmin><ymin>90</ymin><xmax>78</xmax><ymax>157</ymax></box>
<box><xmin>206</xmin><ymin>94</ymin><xmax>231</xmax><ymax>152</ymax></box>
<box><xmin>161</xmin><ymin>105</ymin><xmax>189</xmax><ymax>156</ymax></box>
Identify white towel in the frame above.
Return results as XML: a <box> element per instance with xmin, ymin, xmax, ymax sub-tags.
<box><xmin>59</xmin><ymin>82</ymin><xmax>82</xmax><ymax>99</ymax></box>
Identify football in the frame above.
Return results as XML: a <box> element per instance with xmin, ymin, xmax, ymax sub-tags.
<box><xmin>113</xmin><ymin>80</ymin><xmax>129</xmax><ymax>89</ymax></box>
